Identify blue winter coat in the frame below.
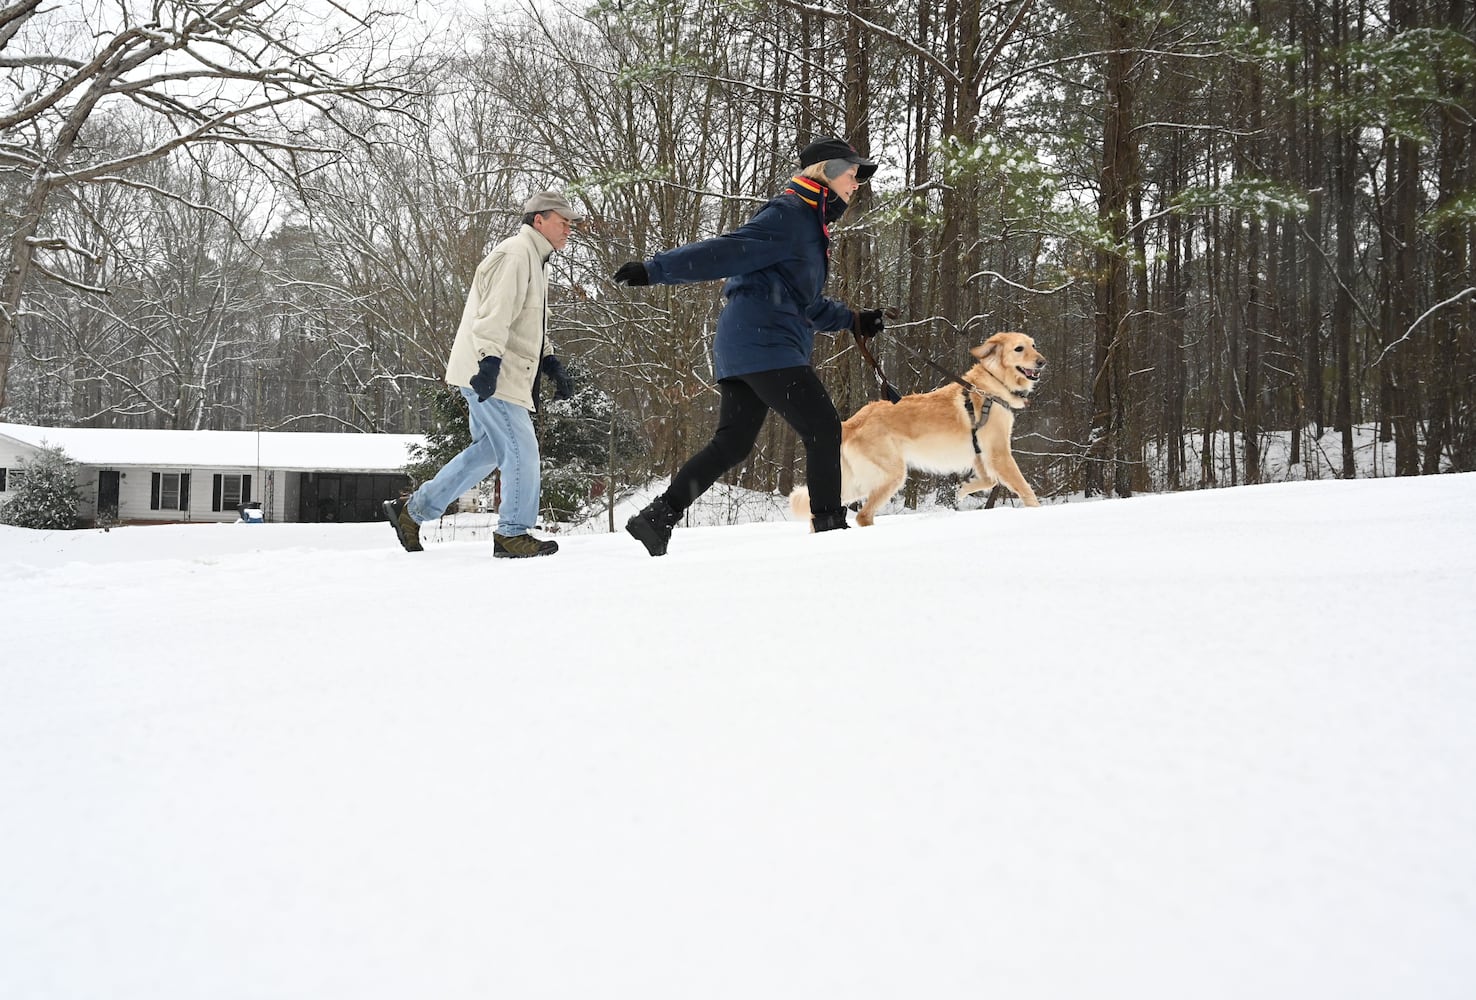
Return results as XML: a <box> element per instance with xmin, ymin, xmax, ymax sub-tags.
<box><xmin>644</xmin><ymin>189</ymin><xmax>856</xmax><ymax>380</ymax></box>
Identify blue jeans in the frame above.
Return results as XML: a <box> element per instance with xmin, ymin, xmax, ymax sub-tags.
<box><xmin>407</xmin><ymin>388</ymin><xmax>540</xmax><ymax>536</ymax></box>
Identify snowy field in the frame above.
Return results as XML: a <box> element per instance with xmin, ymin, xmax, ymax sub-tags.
<box><xmin>3</xmin><ymin>474</ymin><xmax>1475</xmax><ymax>999</ymax></box>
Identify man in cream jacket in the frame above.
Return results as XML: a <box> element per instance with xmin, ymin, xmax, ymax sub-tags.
<box><xmin>384</xmin><ymin>191</ymin><xmax>580</xmax><ymax>558</ymax></box>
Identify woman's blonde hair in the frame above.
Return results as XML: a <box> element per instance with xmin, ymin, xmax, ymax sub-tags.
<box><xmin>798</xmin><ymin>158</ymin><xmax>857</xmax><ymax>184</ymax></box>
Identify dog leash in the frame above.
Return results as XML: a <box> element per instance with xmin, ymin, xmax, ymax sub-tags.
<box><xmin>854</xmin><ymin>313</ymin><xmax>1028</xmax><ymax>447</ymax></box>
<box><xmin>852</xmin><ymin>331</ymin><xmax>902</xmax><ymax>403</ymax></box>
<box><xmin>892</xmin><ymin>337</ymin><xmax>993</xmax><ymax>450</ymax></box>
<box><xmin>888</xmin><ymin>325</ymin><xmax>1039</xmax><ymax>457</ymax></box>
<box><xmin>890</xmin><ymin>336</ymin><xmax>986</xmax><ymax>397</ymax></box>
<box><xmin>891</xmin><ymin>334</ymin><xmax>1031</xmax><ymax>409</ymax></box>
<box><xmin>852</xmin><ymin>326</ymin><xmax>995</xmax><ymax>455</ymax></box>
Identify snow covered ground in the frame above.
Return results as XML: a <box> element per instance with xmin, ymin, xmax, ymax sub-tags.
<box><xmin>3</xmin><ymin>474</ymin><xmax>1474</xmax><ymax>999</ymax></box>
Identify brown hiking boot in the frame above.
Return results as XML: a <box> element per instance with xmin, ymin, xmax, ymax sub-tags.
<box><xmin>383</xmin><ymin>498</ymin><xmax>423</xmax><ymax>552</ymax></box>
<box><xmin>493</xmin><ymin>532</ymin><xmax>559</xmax><ymax>558</ymax></box>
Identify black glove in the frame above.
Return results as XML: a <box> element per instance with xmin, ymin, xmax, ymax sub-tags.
<box><xmin>469</xmin><ymin>355</ymin><xmax>501</xmax><ymax>402</ymax></box>
<box><xmin>541</xmin><ymin>355</ymin><xmax>575</xmax><ymax>401</ymax></box>
<box><xmin>854</xmin><ymin>308</ymin><xmax>885</xmax><ymax>338</ymax></box>
<box><xmin>612</xmin><ymin>261</ymin><xmax>650</xmax><ymax>286</ymax></box>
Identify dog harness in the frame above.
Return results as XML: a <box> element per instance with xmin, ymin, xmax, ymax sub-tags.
<box><xmin>962</xmin><ymin>385</ymin><xmax>1029</xmax><ymax>455</ymax></box>
<box><xmin>962</xmin><ymin>386</ymin><xmax>991</xmax><ymax>455</ymax></box>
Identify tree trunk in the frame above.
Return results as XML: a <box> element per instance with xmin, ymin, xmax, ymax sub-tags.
<box><xmin>1331</xmin><ymin>0</ymin><xmax>1358</xmax><ymax>479</ymax></box>
<box><xmin>1424</xmin><ymin>0</ymin><xmax>1473</xmax><ymax>473</ymax></box>
<box><xmin>1086</xmin><ymin>3</ymin><xmax>1135</xmax><ymax>498</ymax></box>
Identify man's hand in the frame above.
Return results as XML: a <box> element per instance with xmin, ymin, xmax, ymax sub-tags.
<box><xmin>470</xmin><ymin>356</ymin><xmax>502</xmax><ymax>402</ymax></box>
<box><xmin>542</xmin><ymin>355</ymin><xmax>575</xmax><ymax>400</ymax></box>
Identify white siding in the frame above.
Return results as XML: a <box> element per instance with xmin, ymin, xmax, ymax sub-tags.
<box><xmin>3</xmin><ymin>426</ymin><xmax>413</xmax><ymax>526</ymax></box>
<box><xmin>1</xmin><ymin>438</ymin><xmax>42</xmax><ymax>508</ymax></box>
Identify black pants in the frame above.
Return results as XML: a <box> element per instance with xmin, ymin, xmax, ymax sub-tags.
<box><xmin>662</xmin><ymin>365</ymin><xmax>843</xmax><ymax>518</ymax></box>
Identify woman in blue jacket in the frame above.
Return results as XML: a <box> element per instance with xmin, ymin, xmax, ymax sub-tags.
<box><xmin>613</xmin><ymin>137</ymin><xmax>887</xmax><ymax>556</ymax></box>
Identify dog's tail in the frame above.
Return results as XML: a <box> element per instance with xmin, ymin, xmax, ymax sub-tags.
<box><xmin>788</xmin><ymin>486</ymin><xmax>812</xmax><ymax>520</ymax></box>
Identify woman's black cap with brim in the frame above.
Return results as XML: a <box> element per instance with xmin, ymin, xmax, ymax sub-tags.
<box><xmin>799</xmin><ymin>138</ymin><xmax>878</xmax><ymax>181</ymax></box>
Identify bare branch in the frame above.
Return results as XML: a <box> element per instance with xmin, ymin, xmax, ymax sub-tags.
<box><xmin>1371</xmin><ymin>287</ymin><xmax>1476</xmax><ymax>367</ymax></box>
<box><xmin>28</xmin><ymin>259</ymin><xmax>108</xmax><ymax>294</ymax></box>
<box><xmin>0</xmin><ymin>0</ymin><xmax>42</xmax><ymax>52</ymax></box>
<box><xmin>967</xmin><ymin>269</ymin><xmax>1076</xmax><ymax>296</ymax></box>
<box><xmin>764</xmin><ymin>0</ymin><xmax>963</xmax><ymax>86</ymax></box>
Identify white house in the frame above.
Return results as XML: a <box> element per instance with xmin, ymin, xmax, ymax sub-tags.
<box><xmin>0</xmin><ymin>422</ymin><xmax>426</xmax><ymax>525</ymax></box>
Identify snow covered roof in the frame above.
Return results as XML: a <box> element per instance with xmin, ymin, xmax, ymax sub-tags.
<box><xmin>0</xmin><ymin>422</ymin><xmax>425</xmax><ymax>473</ymax></box>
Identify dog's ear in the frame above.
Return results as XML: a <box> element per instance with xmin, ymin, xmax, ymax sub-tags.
<box><xmin>971</xmin><ymin>336</ymin><xmax>1003</xmax><ymax>361</ymax></box>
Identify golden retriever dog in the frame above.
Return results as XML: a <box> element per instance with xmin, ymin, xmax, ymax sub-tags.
<box><xmin>791</xmin><ymin>331</ymin><xmax>1047</xmax><ymax>526</ymax></box>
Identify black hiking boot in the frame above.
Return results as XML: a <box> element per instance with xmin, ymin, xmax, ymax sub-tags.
<box><xmin>493</xmin><ymin>532</ymin><xmax>559</xmax><ymax>558</ymax></box>
<box><xmin>626</xmin><ymin>497</ymin><xmax>681</xmax><ymax>557</ymax></box>
<box><xmin>811</xmin><ymin>509</ymin><xmax>850</xmax><ymax>533</ymax></box>
<box><xmin>383</xmin><ymin>498</ymin><xmax>423</xmax><ymax>553</ymax></box>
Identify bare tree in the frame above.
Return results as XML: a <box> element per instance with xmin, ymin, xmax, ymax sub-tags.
<box><xmin>21</xmin><ymin>141</ymin><xmax>271</xmax><ymax>428</ymax></box>
<box><xmin>0</xmin><ymin>0</ymin><xmax>417</xmax><ymax>412</ymax></box>
<box><xmin>264</xmin><ymin>82</ymin><xmax>526</xmax><ymax>432</ymax></box>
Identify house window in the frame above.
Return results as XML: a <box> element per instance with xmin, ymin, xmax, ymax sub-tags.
<box><xmin>150</xmin><ymin>472</ymin><xmax>191</xmax><ymax>511</ymax></box>
<box><xmin>1</xmin><ymin>468</ymin><xmax>22</xmax><ymax>492</ymax></box>
<box><xmin>211</xmin><ymin>473</ymin><xmax>252</xmax><ymax>512</ymax></box>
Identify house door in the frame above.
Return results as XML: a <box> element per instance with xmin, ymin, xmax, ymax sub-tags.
<box><xmin>97</xmin><ymin>470</ymin><xmax>120</xmax><ymax>524</ymax></box>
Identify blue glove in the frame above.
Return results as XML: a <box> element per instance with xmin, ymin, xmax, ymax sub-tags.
<box><xmin>470</xmin><ymin>356</ymin><xmax>501</xmax><ymax>402</ymax></box>
<box><xmin>541</xmin><ymin>355</ymin><xmax>575</xmax><ymax>400</ymax></box>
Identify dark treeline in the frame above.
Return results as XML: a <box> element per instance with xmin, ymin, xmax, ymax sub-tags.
<box><xmin>3</xmin><ymin>0</ymin><xmax>1473</xmax><ymax>503</ymax></box>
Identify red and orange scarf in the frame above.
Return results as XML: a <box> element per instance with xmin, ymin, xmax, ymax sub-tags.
<box><xmin>782</xmin><ymin>175</ymin><xmax>846</xmax><ymax>249</ymax></box>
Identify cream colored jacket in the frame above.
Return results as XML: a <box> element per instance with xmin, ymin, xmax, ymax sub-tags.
<box><xmin>444</xmin><ymin>224</ymin><xmax>555</xmax><ymax>410</ymax></box>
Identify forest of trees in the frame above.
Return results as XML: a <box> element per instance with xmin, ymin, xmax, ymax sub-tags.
<box><xmin>3</xmin><ymin>0</ymin><xmax>1473</xmax><ymax>505</ymax></box>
